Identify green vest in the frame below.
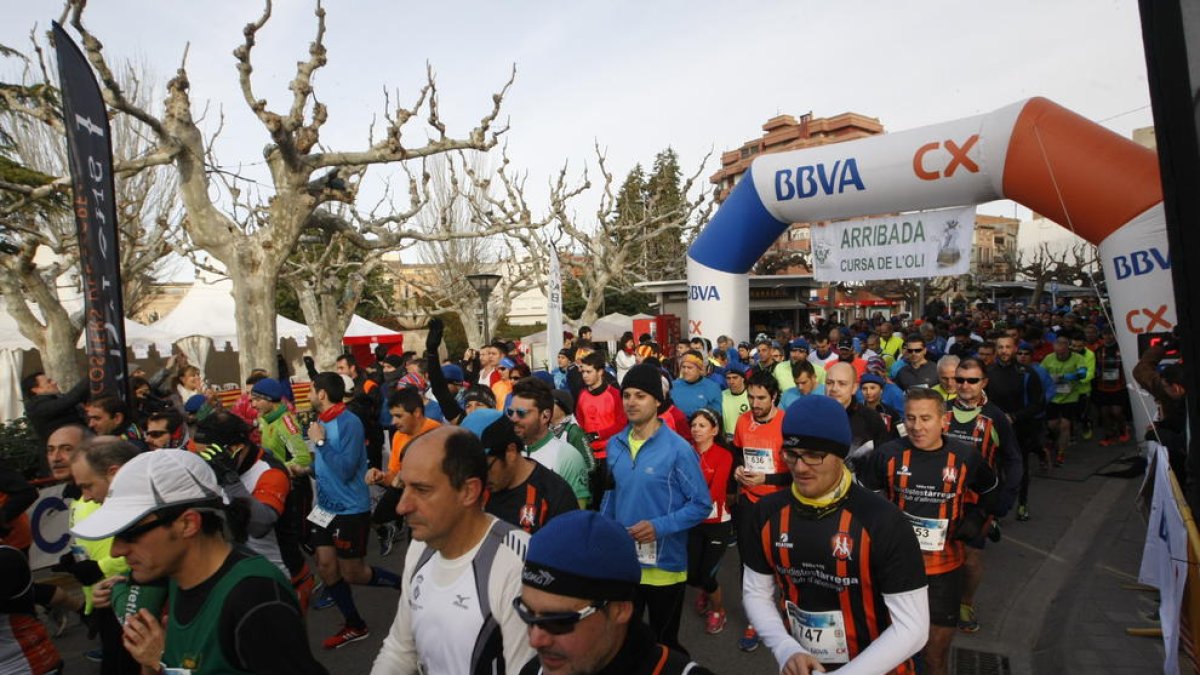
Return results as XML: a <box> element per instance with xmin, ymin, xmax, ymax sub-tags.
<box><xmin>163</xmin><ymin>554</ymin><xmax>291</xmax><ymax>673</ymax></box>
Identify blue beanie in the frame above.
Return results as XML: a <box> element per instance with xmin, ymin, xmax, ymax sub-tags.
<box><xmin>251</xmin><ymin>377</ymin><xmax>285</xmax><ymax>402</ymax></box>
<box><xmin>781</xmin><ymin>395</ymin><xmax>852</xmax><ymax>457</ymax></box>
<box><xmin>860</xmin><ymin>373</ymin><xmax>886</xmax><ymax>388</ymax></box>
<box><xmin>789</xmin><ymin>338</ymin><xmax>810</xmax><ymax>351</ymax></box>
<box><xmin>532</xmin><ymin>370</ymin><xmax>555</xmax><ymax>387</ymax></box>
<box><xmin>184</xmin><ymin>394</ymin><xmax>208</xmax><ymax>414</ymax></box>
<box><xmin>441</xmin><ymin>363</ymin><xmax>465</xmax><ymax>383</ymax></box>
<box><xmin>460</xmin><ymin>409</ymin><xmax>523</xmax><ymax>456</ymax></box>
<box><xmin>499</xmin><ymin>357</ymin><xmax>517</xmax><ymax>369</ymax></box>
<box><xmin>523</xmin><ymin>510</ymin><xmax>641</xmax><ymax>600</ymax></box>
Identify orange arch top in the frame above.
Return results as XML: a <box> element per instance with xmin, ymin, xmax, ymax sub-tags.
<box><xmin>1002</xmin><ymin>97</ymin><xmax>1161</xmax><ymax>245</ymax></box>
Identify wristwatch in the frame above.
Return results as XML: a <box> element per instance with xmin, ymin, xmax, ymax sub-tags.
<box><xmin>315</xmin><ymin>439</ymin><xmax>325</xmax><ymax>447</ymax></box>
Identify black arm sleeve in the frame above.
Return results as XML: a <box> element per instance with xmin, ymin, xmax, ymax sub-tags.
<box><xmin>221</xmin><ymin>577</ymin><xmax>330</xmax><ymax>675</ymax></box>
<box><xmin>426</xmin><ymin>350</ymin><xmax>464</xmax><ymax>423</ymax></box>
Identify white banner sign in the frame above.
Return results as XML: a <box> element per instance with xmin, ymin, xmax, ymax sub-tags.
<box><xmin>810</xmin><ymin>205</ymin><xmax>976</xmax><ymax>282</ymax></box>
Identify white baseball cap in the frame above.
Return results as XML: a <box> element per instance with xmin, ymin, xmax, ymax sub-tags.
<box><xmin>71</xmin><ymin>449</ymin><xmax>227</xmax><ymax>540</ymax></box>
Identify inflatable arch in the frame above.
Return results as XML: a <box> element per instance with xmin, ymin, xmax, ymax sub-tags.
<box><xmin>687</xmin><ymin>97</ymin><xmax>1168</xmax><ymax>429</ymax></box>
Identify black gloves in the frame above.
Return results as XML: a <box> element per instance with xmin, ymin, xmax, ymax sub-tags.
<box><xmin>198</xmin><ymin>443</ymin><xmax>241</xmax><ymax>487</ymax></box>
<box><xmin>426</xmin><ymin>317</ymin><xmax>444</xmax><ymax>354</ymax></box>
<box><xmin>52</xmin><ymin>554</ymin><xmax>105</xmax><ymax>586</ymax></box>
<box><xmin>303</xmin><ymin>355</ymin><xmax>318</xmax><ymax>379</ymax></box>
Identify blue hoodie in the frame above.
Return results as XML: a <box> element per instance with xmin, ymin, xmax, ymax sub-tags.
<box><xmin>670</xmin><ymin>377</ymin><xmax>723</xmax><ymax>417</ymax></box>
<box><xmin>601</xmin><ymin>424</ymin><xmax>711</xmax><ymax>574</ymax></box>
<box><xmin>314</xmin><ymin>407</ymin><xmax>370</xmax><ymax>515</ymax></box>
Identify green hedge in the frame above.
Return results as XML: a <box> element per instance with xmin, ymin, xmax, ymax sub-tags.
<box><xmin>0</xmin><ymin>418</ymin><xmax>41</xmax><ymax>480</ymax></box>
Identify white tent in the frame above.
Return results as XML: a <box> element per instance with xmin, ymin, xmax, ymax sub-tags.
<box><xmin>343</xmin><ymin>314</ymin><xmax>401</xmax><ymax>340</ymax></box>
<box><xmin>148</xmin><ymin>278</ymin><xmax>310</xmax><ymax>374</ymax></box>
<box><xmin>0</xmin><ymin>307</ymin><xmax>31</xmax><ymax>423</ymax></box>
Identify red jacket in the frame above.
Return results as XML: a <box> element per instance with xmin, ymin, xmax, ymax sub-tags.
<box><xmin>575</xmin><ymin>384</ymin><xmax>626</xmax><ymax>459</ymax></box>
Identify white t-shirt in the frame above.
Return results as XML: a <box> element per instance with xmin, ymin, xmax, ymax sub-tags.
<box><xmin>371</xmin><ymin>517</ymin><xmax>532</xmax><ymax>675</ymax></box>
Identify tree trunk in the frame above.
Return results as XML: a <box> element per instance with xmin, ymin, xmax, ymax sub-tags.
<box><xmin>228</xmin><ymin>261</ymin><xmax>280</xmax><ymax>381</ymax></box>
<box><xmin>40</xmin><ymin>311</ymin><xmax>84</xmax><ymax>389</ymax></box>
<box><xmin>295</xmin><ymin>283</ymin><xmax>350</xmax><ymax>372</ymax></box>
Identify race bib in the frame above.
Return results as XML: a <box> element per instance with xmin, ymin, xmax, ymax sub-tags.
<box><xmin>1102</xmin><ymin>368</ymin><xmax>1120</xmax><ymax>382</ymax></box>
<box><xmin>307</xmin><ymin>504</ymin><xmax>335</xmax><ymax>528</ymax></box>
<box><xmin>742</xmin><ymin>448</ymin><xmax>774</xmax><ymax>474</ymax></box>
<box><xmin>1055</xmin><ymin>382</ymin><xmax>1072</xmax><ymax>395</ymax></box>
<box><xmin>906</xmin><ymin>514</ymin><xmax>949</xmax><ymax>552</ymax></box>
<box><xmin>785</xmin><ymin>602</ymin><xmax>850</xmax><ymax>665</ymax></box>
<box><xmin>635</xmin><ymin>540</ymin><xmax>657</xmax><ymax>565</ymax></box>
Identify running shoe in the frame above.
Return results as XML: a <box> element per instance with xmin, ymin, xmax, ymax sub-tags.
<box><xmin>705</xmin><ymin>610</ymin><xmax>727</xmax><ymax>635</ymax></box>
<box><xmin>85</xmin><ymin>649</ymin><xmax>103</xmax><ymax>663</ymax></box>
<box><xmin>1118</xmin><ymin>430</ymin><xmax>1131</xmax><ymax>443</ymax></box>
<box><xmin>988</xmin><ymin>521</ymin><xmax>1002</xmax><ymax>543</ymax></box>
<box><xmin>323</xmin><ymin>624</ymin><xmax>370</xmax><ymax>650</ymax></box>
<box><xmin>958</xmin><ymin>603</ymin><xmax>980</xmax><ymax>633</ymax></box>
<box><xmin>1082</xmin><ymin>426</ymin><xmax>1093</xmax><ymax>440</ymax></box>
<box><xmin>1054</xmin><ymin>451</ymin><xmax>1065</xmax><ymax>467</ymax></box>
<box><xmin>313</xmin><ymin>593</ymin><xmax>336</xmax><ymax>610</ymax></box>
<box><xmin>694</xmin><ymin>591</ymin><xmax>709</xmax><ymax>616</ymax></box>
<box><xmin>1016</xmin><ymin>504</ymin><xmax>1031</xmax><ymax>522</ymax></box>
<box><xmin>737</xmin><ymin>626</ymin><xmax>761</xmax><ymax>652</ymax></box>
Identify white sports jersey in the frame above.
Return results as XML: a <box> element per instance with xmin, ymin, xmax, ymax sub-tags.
<box><xmin>371</xmin><ymin>517</ymin><xmax>532</xmax><ymax>675</ymax></box>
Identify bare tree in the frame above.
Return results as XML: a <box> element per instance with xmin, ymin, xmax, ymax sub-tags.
<box><xmin>0</xmin><ymin>50</ymin><xmax>180</xmax><ymax>386</ymax></box>
<box><xmin>32</xmin><ymin>2</ymin><xmax>514</xmax><ymax>379</ymax></box>
<box><xmin>470</xmin><ymin>145</ymin><xmax>712</xmax><ymax>326</ymax></box>
<box><xmin>1011</xmin><ymin>241</ymin><xmax>1100</xmax><ymax>306</ymax></box>
<box><xmin>278</xmin><ymin>211</ymin><xmax>390</xmax><ymax>369</ymax></box>
<box><xmin>397</xmin><ymin>152</ymin><xmax>568</xmax><ymax>347</ymax></box>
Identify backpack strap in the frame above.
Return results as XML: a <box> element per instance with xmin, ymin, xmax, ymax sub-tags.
<box><xmin>468</xmin><ymin>519</ymin><xmax>524</xmax><ymax>675</ymax></box>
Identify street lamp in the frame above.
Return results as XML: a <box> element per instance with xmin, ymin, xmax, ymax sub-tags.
<box><xmin>466</xmin><ymin>273</ymin><xmax>502</xmax><ymax>345</ymax></box>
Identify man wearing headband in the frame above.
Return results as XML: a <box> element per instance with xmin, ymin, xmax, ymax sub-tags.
<box><xmin>516</xmin><ymin>510</ymin><xmax>714</xmax><ymax>674</ymax></box>
<box><xmin>71</xmin><ymin>449</ymin><xmax>327</xmax><ymax>674</ymax></box>
<box><xmin>740</xmin><ymin>395</ymin><xmax>928</xmax><ymax>675</ymax></box>
<box><xmin>670</xmin><ymin>350</ymin><xmax>722</xmax><ymax>417</ymax></box>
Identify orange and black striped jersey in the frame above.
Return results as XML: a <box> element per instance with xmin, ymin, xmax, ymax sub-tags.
<box><xmin>484</xmin><ymin>462</ymin><xmax>578</xmax><ymax>534</ymax></box>
<box><xmin>944</xmin><ymin>401</ymin><xmax>1021</xmax><ymax>510</ymax></box>
<box><xmin>860</xmin><ymin>437</ymin><xmax>997</xmax><ymax>575</ymax></box>
<box><xmin>740</xmin><ymin>485</ymin><xmax>927</xmax><ymax>671</ymax></box>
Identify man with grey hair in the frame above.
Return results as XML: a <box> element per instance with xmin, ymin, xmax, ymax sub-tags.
<box><xmin>61</xmin><ymin>436</ymin><xmax>141</xmax><ymax>674</ymax></box>
<box><xmin>934</xmin><ymin>355</ymin><xmax>960</xmax><ymax>400</ymax></box>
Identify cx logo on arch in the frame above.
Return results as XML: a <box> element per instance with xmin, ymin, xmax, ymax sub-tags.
<box><xmin>913</xmin><ymin>134</ymin><xmax>980</xmax><ymax>181</ymax></box>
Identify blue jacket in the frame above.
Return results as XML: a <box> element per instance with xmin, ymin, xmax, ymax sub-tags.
<box><xmin>314</xmin><ymin>407</ymin><xmax>370</xmax><ymax>515</ymax></box>
<box><xmin>670</xmin><ymin>377</ymin><xmax>723</xmax><ymax>417</ymax></box>
<box><xmin>1029</xmin><ymin>364</ymin><xmax>1055</xmax><ymax>406</ymax></box>
<box><xmin>601</xmin><ymin>424</ymin><xmax>712</xmax><ymax>574</ymax></box>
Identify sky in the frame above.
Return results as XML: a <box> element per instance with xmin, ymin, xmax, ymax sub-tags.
<box><xmin>3</xmin><ymin>1</ymin><xmax>1154</xmax><ymax>252</ymax></box>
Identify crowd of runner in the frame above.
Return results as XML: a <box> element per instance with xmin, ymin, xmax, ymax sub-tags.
<box><xmin>1</xmin><ymin>294</ymin><xmax>1181</xmax><ymax>674</ymax></box>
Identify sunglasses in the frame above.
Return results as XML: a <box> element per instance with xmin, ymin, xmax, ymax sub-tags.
<box><xmin>954</xmin><ymin>377</ymin><xmax>983</xmax><ymax>385</ymax></box>
<box><xmin>904</xmin><ymin>347</ymin><xmax>925</xmax><ymax>353</ymax></box>
<box><xmin>114</xmin><ymin>511</ymin><xmax>183</xmax><ymax>544</ymax></box>
<box><xmin>505</xmin><ymin>407</ymin><xmax>532</xmax><ymax>419</ymax></box>
<box><xmin>782</xmin><ymin>448</ymin><xmax>830</xmax><ymax>466</ymax></box>
<box><xmin>512</xmin><ymin>597</ymin><xmax>607</xmax><ymax>635</ymax></box>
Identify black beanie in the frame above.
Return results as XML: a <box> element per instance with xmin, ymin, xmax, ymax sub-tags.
<box><xmin>621</xmin><ymin>363</ymin><xmax>664</xmax><ymax>404</ymax></box>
